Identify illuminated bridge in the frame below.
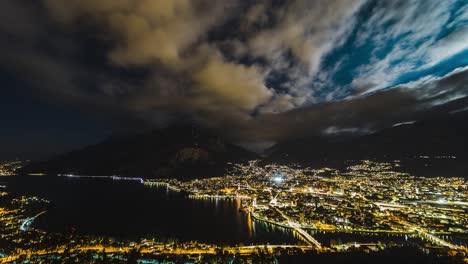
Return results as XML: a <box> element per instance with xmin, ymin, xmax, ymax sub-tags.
<box><xmin>395</xmin><ymin>216</ymin><xmax>458</xmax><ymax>249</ymax></box>
<box><xmin>289</xmin><ymin>222</ymin><xmax>322</xmax><ymax>249</ymax></box>
<box><xmin>272</xmin><ymin>206</ymin><xmax>322</xmax><ymax>249</ymax></box>
<box><xmin>412</xmin><ymin>228</ymin><xmax>458</xmax><ymax>249</ymax></box>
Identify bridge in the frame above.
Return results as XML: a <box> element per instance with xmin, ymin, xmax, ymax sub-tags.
<box><xmin>412</xmin><ymin>227</ymin><xmax>457</xmax><ymax>249</ymax></box>
<box><xmin>272</xmin><ymin>206</ymin><xmax>322</xmax><ymax>249</ymax></box>
<box><xmin>20</xmin><ymin>211</ymin><xmax>46</xmax><ymax>231</ymax></box>
<box><xmin>288</xmin><ymin>222</ymin><xmax>322</xmax><ymax>249</ymax></box>
<box><xmin>394</xmin><ymin>216</ymin><xmax>458</xmax><ymax>249</ymax></box>
<box><xmin>145</xmin><ymin>181</ymin><xmax>181</xmax><ymax>192</ymax></box>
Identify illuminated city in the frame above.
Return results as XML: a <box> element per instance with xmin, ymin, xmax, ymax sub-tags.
<box><xmin>147</xmin><ymin>161</ymin><xmax>467</xmax><ymax>251</ymax></box>
<box><xmin>1</xmin><ymin>0</ymin><xmax>468</xmax><ymax>263</ymax></box>
<box><xmin>0</xmin><ymin>161</ymin><xmax>24</xmax><ymax>176</ymax></box>
<box><xmin>1</xmin><ymin>160</ymin><xmax>467</xmax><ymax>263</ymax></box>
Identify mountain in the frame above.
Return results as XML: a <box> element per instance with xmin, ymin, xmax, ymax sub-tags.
<box><xmin>21</xmin><ymin>125</ymin><xmax>257</xmax><ymax>179</ymax></box>
<box><xmin>21</xmin><ymin>111</ymin><xmax>468</xmax><ymax>179</ymax></box>
<box><xmin>267</xmin><ymin>112</ymin><xmax>468</xmax><ymax>177</ymax></box>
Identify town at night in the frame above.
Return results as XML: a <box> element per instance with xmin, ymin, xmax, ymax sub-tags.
<box><xmin>1</xmin><ymin>159</ymin><xmax>467</xmax><ymax>263</ymax></box>
<box><xmin>1</xmin><ymin>0</ymin><xmax>468</xmax><ymax>263</ymax></box>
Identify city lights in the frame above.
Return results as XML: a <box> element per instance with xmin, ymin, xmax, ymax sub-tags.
<box><xmin>272</xmin><ymin>173</ymin><xmax>284</xmax><ymax>183</ymax></box>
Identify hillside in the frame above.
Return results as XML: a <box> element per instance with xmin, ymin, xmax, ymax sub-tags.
<box><xmin>21</xmin><ymin>125</ymin><xmax>257</xmax><ymax>179</ymax></box>
<box><xmin>266</xmin><ymin>112</ymin><xmax>468</xmax><ymax>177</ymax></box>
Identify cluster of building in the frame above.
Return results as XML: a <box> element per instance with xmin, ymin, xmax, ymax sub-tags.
<box><xmin>0</xmin><ymin>192</ymin><xmax>50</xmax><ymax>257</ymax></box>
<box><xmin>1</xmin><ymin>159</ymin><xmax>467</xmax><ymax>262</ymax></box>
<box><xmin>147</xmin><ymin>160</ymin><xmax>467</xmax><ymax>254</ymax></box>
<box><xmin>0</xmin><ymin>161</ymin><xmax>23</xmax><ymax>176</ymax></box>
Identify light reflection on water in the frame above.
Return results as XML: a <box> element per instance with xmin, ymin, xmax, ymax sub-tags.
<box><xmin>4</xmin><ymin>176</ymin><xmax>299</xmax><ymax>245</ymax></box>
<box><xmin>5</xmin><ymin>176</ymin><xmax>465</xmax><ymax>247</ymax></box>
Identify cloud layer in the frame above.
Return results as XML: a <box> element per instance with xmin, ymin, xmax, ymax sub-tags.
<box><xmin>0</xmin><ymin>0</ymin><xmax>467</xmax><ymax>146</ymax></box>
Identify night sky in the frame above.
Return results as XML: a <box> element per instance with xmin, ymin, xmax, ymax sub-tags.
<box><xmin>1</xmin><ymin>0</ymin><xmax>467</xmax><ymax>159</ymax></box>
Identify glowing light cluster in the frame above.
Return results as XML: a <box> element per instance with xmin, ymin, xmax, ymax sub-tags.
<box><xmin>272</xmin><ymin>173</ymin><xmax>285</xmax><ymax>183</ymax></box>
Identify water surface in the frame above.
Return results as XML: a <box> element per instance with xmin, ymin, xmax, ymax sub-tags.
<box><xmin>3</xmin><ymin>176</ymin><xmax>299</xmax><ymax>245</ymax></box>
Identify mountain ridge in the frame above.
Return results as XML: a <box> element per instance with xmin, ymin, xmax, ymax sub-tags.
<box><xmin>266</xmin><ymin>112</ymin><xmax>468</xmax><ymax>177</ymax></box>
<box><xmin>21</xmin><ymin>112</ymin><xmax>468</xmax><ymax>178</ymax></box>
<box><xmin>21</xmin><ymin>125</ymin><xmax>257</xmax><ymax>179</ymax></box>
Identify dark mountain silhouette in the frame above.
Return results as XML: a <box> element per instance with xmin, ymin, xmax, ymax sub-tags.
<box><xmin>21</xmin><ymin>110</ymin><xmax>468</xmax><ymax>178</ymax></box>
<box><xmin>267</xmin><ymin>112</ymin><xmax>468</xmax><ymax>177</ymax></box>
<box><xmin>21</xmin><ymin>125</ymin><xmax>257</xmax><ymax>179</ymax></box>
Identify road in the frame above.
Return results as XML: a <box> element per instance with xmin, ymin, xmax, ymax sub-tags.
<box><xmin>0</xmin><ymin>244</ymin><xmax>315</xmax><ymax>263</ymax></box>
<box><xmin>59</xmin><ymin>174</ymin><xmax>144</xmax><ymax>184</ymax></box>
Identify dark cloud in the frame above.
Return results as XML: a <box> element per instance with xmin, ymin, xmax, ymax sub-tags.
<box><xmin>0</xmin><ymin>0</ymin><xmax>467</xmax><ymax>151</ymax></box>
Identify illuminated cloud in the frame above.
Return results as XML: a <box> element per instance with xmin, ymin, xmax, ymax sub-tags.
<box><xmin>0</xmin><ymin>0</ymin><xmax>467</xmax><ymax>147</ymax></box>
<box><xmin>194</xmin><ymin>55</ymin><xmax>273</xmax><ymax>113</ymax></box>
<box><xmin>350</xmin><ymin>0</ymin><xmax>468</xmax><ymax>95</ymax></box>
<box><xmin>322</xmin><ymin>126</ymin><xmax>372</xmax><ymax>136</ymax></box>
<box><xmin>392</xmin><ymin>121</ymin><xmax>416</xmax><ymax>128</ymax></box>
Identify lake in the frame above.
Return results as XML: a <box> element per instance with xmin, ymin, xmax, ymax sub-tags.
<box><xmin>1</xmin><ymin>176</ymin><xmax>447</xmax><ymax>247</ymax></box>
<box><xmin>1</xmin><ymin>176</ymin><xmax>299</xmax><ymax>245</ymax></box>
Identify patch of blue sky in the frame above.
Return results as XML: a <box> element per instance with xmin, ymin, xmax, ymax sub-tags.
<box><xmin>393</xmin><ymin>49</ymin><xmax>468</xmax><ymax>87</ymax></box>
<box><xmin>435</xmin><ymin>1</ymin><xmax>467</xmax><ymax>41</ymax></box>
<box><xmin>307</xmin><ymin>0</ymin><xmax>467</xmax><ymax>103</ymax></box>
<box><xmin>445</xmin><ymin>1</ymin><xmax>468</xmax><ymax>29</ymax></box>
<box><xmin>319</xmin><ymin>3</ymin><xmax>375</xmax><ymax>88</ymax></box>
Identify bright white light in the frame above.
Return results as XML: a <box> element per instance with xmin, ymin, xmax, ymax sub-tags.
<box><xmin>272</xmin><ymin>173</ymin><xmax>284</xmax><ymax>183</ymax></box>
<box><xmin>273</xmin><ymin>177</ymin><xmax>283</xmax><ymax>183</ymax></box>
